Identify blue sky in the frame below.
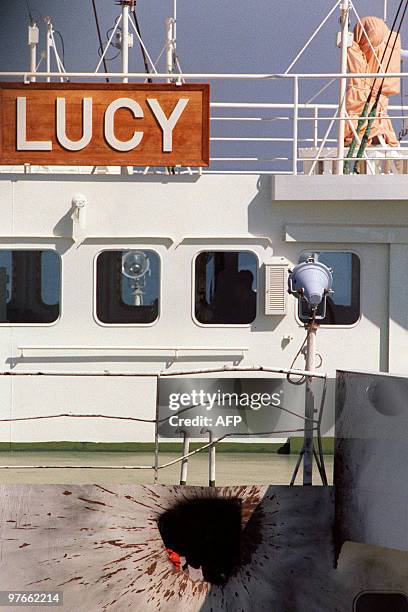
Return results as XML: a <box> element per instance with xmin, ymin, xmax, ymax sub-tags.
<box><xmin>0</xmin><ymin>1</ymin><xmax>403</xmax><ymax>170</ymax></box>
<box><xmin>0</xmin><ymin>1</ymin><xmax>399</xmax><ymax>78</ymax></box>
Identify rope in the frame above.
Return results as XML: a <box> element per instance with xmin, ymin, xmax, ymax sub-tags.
<box><xmin>91</xmin><ymin>0</ymin><xmax>109</xmax><ymax>82</ymax></box>
<box><xmin>131</xmin><ymin>5</ymin><xmax>153</xmax><ymax>83</ymax></box>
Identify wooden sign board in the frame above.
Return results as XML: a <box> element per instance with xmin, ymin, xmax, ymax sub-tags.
<box><xmin>0</xmin><ymin>83</ymin><xmax>210</xmax><ymax>166</ymax></box>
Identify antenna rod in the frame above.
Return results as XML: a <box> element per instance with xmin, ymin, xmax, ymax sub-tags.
<box><xmin>166</xmin><ymin>2</ymin><xmax>177</xmax><ymax>83</ymax></box>
<box><xmin>173</xmin><ymin>0</ymin><xmax>177</xmax><ymax>44</ymax></box>
<box><xmin>336</xmin><ymin>0</ymin><xmax>351</xmax><ymax>174</ymax></box>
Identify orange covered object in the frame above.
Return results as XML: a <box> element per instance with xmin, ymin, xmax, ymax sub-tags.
<box><xmin>166</xmin><ymin>548</ymin><xmax>181</xmax><ymax>571</ymax></box>
<box><xmin>345</xmin><ymin>16</ymin><xmax>400</xmax><ymax>147</ymax></box>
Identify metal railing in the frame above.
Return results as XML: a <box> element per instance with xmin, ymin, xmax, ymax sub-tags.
<box><xmin>1</xmin><ymin>70</ymin><xmax>408</xmax><ymax>175</ymax></box>
<box><xmin>0</xmin><ymin>365</ymin><xmax>328</xmax><ymax>487</ymax></box>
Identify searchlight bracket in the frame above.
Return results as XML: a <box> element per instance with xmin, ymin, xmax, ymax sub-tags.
<box><xmin>288</xmin><ymin>257</ymin><xmax>334</xmax><ymax>486</ymax></box>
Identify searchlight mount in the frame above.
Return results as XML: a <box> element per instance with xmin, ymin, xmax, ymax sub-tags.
<box><xmin>288</xmin><ymin>256</ymin><xmax>334</xmax><ymax>486</ymax></box>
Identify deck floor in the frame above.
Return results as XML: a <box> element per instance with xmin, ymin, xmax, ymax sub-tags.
<box><xmin>0</xmin><ymin>452</ymin><xmax>334</xmax><ymax>485</ymax></box>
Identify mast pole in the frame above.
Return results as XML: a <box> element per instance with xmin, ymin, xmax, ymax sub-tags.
<box><xmin>46</xmin><ymin>18</ymin><xmax>52</xmax><ymax>82</ymax></box>
<box><xmin>384</xmin><ymin>0</ymin><xmax>388</xmax><ymax>22</ymax></box>
<box><xmin>303</xmin><ymin>323</ymin><xmax>317</xmax><ymax>485</ymax></box>
<box><xmin>173</xmin><ymin>0</ymin><xmax>177</xmax><ymax>58</ymax></box>
<box><xmin>165</xmin><ymin>1</ymin><xmax>177</xmax><ymax>83</ymax></box>
<box><xmin>28</xmin><ymin>21</ymin><xmax>39</xmax><ymax>83</ymax></box>
<box><xmin>336</xmin><ymin>0</ymin><xmax>350</xmax><ymax>175</ymax></box>
<box><xmin>121</xmin><ymin>1</ymin><xmax>130</xmax><ymax>83</ymax></box>
<box><xmin>166</xmin><ymin>18</ymin><xmax>173</xmax><ymax>82</ymax></box>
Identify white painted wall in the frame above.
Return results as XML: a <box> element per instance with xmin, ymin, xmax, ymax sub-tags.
<box><xmin>0</xmin><ymin>173</ymin><xmax>404</xmax><ymax>442</ymax></box>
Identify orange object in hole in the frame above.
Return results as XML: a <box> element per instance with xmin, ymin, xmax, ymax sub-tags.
<box><xmin>166</xmin><ymin>548</ymin><xmax>181</xmax><ymax>571</ymax></box>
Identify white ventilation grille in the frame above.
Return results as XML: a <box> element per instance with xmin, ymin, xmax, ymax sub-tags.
<box><xmin>265</xmin><ymin>262</ymin><xmax>288</xmax><ymax>315</ymax></box>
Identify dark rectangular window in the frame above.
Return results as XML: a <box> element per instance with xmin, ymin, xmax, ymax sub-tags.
<box><xmin>96</xmin><ymin>250</ymin><xmax>160</xmax><ymax>324</ymax></box>
<box><xmin>195</xmin><ymin>251</ymin><xmax>257</xmax><ymax>324</ymax></box>
<box><xmin>299</xmin><ymin>251</ymin><xmax>360</xmax><ymax>325</ymax></box>
<box><xmin>0</xmin><ymin>250</ymin><xmax>60</xmax><ymax>324</ymax></box>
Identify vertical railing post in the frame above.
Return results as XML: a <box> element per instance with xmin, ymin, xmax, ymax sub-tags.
<box><xmin>154</xmin><ymin>375</ymin><xmax>160</xmax><ymax>484</ymax></box>
<box><xmin>179</xmin><ymin>430</ymin><xmax>189</xmax><ymax>485</ymax></box>
<box><xmin>208</xmin><ymin>430</ymin><xmax>216</xmax><ymax>487</ymax></box>
<box><xmin>313</xmin><ymin>107</ymin><xmax>319</xmax><ymax>147</ymax></box>
<box><xmin>292</xmin><ymin>76</ymin><xmax>299</xmax><ymax>175</ymax></box>
<box><xmin>202</xmin><ymin>428</ymin><xmax>216</xmax><ymax>486</ymax></box>
<box><xmin>336</xmin><ymin>0</ymin><xmax>350</xmax><ymax>174</ymax></box>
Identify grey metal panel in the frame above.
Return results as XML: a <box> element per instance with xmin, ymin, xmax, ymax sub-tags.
<box><xmin>335</xmin><ymin>370</ymin><xmax>408</xmax><ymax>555</ymax></box>
<box><xmin>272</xmin><ymin>175</ymin><xmax>408</xmax><ymax>201</ymax></box>
<box><xmin>285</xmin><ymin>223</ymin><xmax>408</xmax><ymax>243</ymax></box>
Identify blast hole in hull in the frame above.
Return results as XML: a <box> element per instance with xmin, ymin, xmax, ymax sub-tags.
<box><xmin>158</xmin><ymin>497</ymin><xmax>242</xmax><ymax>585</ymax></box>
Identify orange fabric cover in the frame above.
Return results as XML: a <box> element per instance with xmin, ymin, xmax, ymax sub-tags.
<box><xmin>345</xmin><ymin>16</ymin><xmax>400</xmax><ymax>146</ymax></box>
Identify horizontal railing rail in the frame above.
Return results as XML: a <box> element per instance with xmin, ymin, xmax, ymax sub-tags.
<box><xmin>1</xmin><ymin>71</ymin><xmax>408</xmax><ymax>79</ymax></box>
<box><xmin>0</xmin><ymin>365</ymin><xmax>328</xmax><ymax>486</ymax></box>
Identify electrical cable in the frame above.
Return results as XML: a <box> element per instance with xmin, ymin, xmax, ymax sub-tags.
<box><xmin>24</xmin><ymin>0</ymin><xmax>33</xmax><ymax>22</ymax></box>
<box><xmin>131</xmin><ymin>4</ymin><xmax>153</xmax><ymax>83</ymax></box>
<box><xmin>98</xmin><ymin>28</ymin><xmax>121</xmax><ymax>61</ymax></box>
<box><xmin>91</xmin><ymin>0</ymin><xmax>110</xmax><ymax>82</ymax></box>
<box><xmin>352</xmin><ymin>0</ymin><xmax>408</xmax><ymax>171</ymax></box>
<box><xmin>55</xmin><ymin>30</ymin><xmax>65</xmax><ymax>68</ymax></box>
<box><xmin>344</xmin><ymin>0</ymin><xmax>406</xmax><ymax>172</ymax></box>
<box><xmin>286</xmin><ymin>333</ymin><xmax>308</xmax><ymax>386</ymax></box>
<box><xmin>24</xmin><ymin>0</ymin><xmax>42</xmax><ymax>24</ymax></box>
<box><xmin>399</xmin><ymin>59</ymin><xmax>407</xmax><ymax>140</ymax></box>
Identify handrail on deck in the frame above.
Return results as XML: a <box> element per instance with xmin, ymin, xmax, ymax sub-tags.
<box><xmin>0</xmin><ymin>365</ymin><xmax>328</xmax><ymax>486</ymax></box>
<box><xmin>1</xmin><ymin>71</ymin><xmax>408</xmax><ymax>175</ymax></box>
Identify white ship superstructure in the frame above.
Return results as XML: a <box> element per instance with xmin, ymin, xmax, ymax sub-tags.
<box><xmin>1</xmin><ymin>3</ymin><xmax>408</xmax><ymax>611</ymax></box>
<box><xmin>0</xmin><ymin>0</ymin><xmax>406</xmax><ymax>450</ymax></box>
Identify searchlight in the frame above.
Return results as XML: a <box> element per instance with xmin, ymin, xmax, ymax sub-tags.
<box><xmin>121</xmin><ymin>250</ymin><xmax>150</xmax><ymax>306</ymax></box>
<box><xmin>288</xmin><ymin>257</ymin><xmax>333</xmax><ymax>321</ymax></box>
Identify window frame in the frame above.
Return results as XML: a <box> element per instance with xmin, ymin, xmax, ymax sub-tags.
<box><xmin>93</xmin><ymin>248</ymin><xmax>162</xmax><ymax>327</ymax></box>
<box><xmin>294</xmin><ymin>248</ymin><xmax>362</xmax><ymax>329</ymax></box>
<box><xmin>354</xmin><ymin>591</ymin><xmax>408</xmax><ymax>612</ymax></box>
<box><xmin>0</xmin><ymin>248</ymin><xmax>62</xmax><ymax>327</ymax></box>
<box><xmin>192</xmin><ymin>249</ymin><xmax>259</xmax><ymax>328</ymax></box>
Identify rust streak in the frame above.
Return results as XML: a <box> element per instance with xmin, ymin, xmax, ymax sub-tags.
<box><xmin>96</xmin><ymin>567</ymin><xmax>126</xmax><ymax>583</ymax></box>
<box><xmin>57</xmin><ymin>576</ymin><xmax>83</xmax><ymax>586</ymax></box>
<box><xmin>78</xmin><ymin>497</ymin><xmax>113</xmax><ymax>507</ymax></box>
